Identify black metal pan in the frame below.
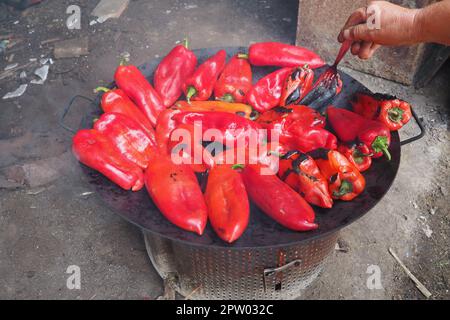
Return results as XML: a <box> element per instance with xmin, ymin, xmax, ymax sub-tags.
<box><xmin>61</xmin><ymin>46</ymin><xmax>425</xmax><ymax>249</ymax></box>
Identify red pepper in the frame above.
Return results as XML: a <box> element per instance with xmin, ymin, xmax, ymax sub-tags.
<box><xmin>279</xmin><ymin>65</ymin><xmax>314</xmax><ymax>106</ymax></box>
<box><xmin>155</xmin><ymin>101</ymin><xmax>257</xmax><ymax>151</ymax></box>
<box><xmin>145</xmin><ymin>153</ymin><xmax>208</xmax><ymax>235</ymax></box>
<box><xmin>315</xmin><ymin>150</ymin><xmax>366</xmax><ymax>201</ymax></box>
<box><xmin>248</xmin><ymin>42</ymin><xmax>325</xmax><ymax>69</ymax></box>
<box><xmin>213</xmin><ymin>142</ymin><xmax>283</xmax><ymax>175</ymax></box>
<box><xmin>114</xmin><ymin>64</ymin><xmax>165</xmax><ymax>127</ymax></box>
<box><xmin>246</xmin><ymin>67</ymin><xmax>292</xmax><ymax>113</ymax></box>
<box><xmin>204</xmin><ymin>164</ymin><xmax>249</xmax><ymax>243</ymax></box>
<box><xmin>214</xmin><ymin>53</ymin><xmax>252</xmax><ymax>103</ymax></box>
<box><xmin>299</xmin><ymin>68</ymin><xmax>343</xmax><ymax>110</ymax></box>
<box><xmin>241</xmin><ymin>164</ymin><xmax>318</xmax><ymax>231</ymax></box>
<box><xmin>171</xmin><ymin>111</ymin><xmax>264</xmax><ymax>148</ymax></box>
<box><xmin>72</xmin><ymin>129</ymin><xmax>144</xmax><ymax>191</ymax></box>
<box><xmin>95</xmin><ymin>87</ymin><xmax>155</xmax><ymax>139</ymax></box>
<box><xmin>166</xmin><ymin>123</ymin><xmax>215</xmax><ymax>173</ymax></box>
<box><xmin>183</xmin><ymin>50</ymin><xmax>227</xmax><ymax>102</ymax></box>
<box><xmin>327</xmin><ymin>106</ymin><xmax>391</xmax><ymax>160</ymax></box>
<box><xmin>257</xmin><ymin>105</ymin><xmax>326</xmax><ymax>129</ymax></box>
<box><xmin>154</xmin><ymin>39</ymin><xmax>197</xmax><ymax>107</ymax></box>
<box><xmin>257</xmin><ymin>105</ymin><xmax>335</xmax><ymax>153</ymax></box>
<box><xmin>278</xmin><ymin>151</ymin><xmax>333</xmax><ymax>208</ymax></box>
<box><xmin>351</xmin><ymin>93</ymin><xmax>412</xmax><ymax>131</ymax></box>
<box><xmin>93</xmin><ymin>112</ymin><xmax>156</xmax><ymax>169</ymax></box>
<box><xmin>337</xmin><ymin>142</ymin><xmax>372</xmax><ymax>172</ymax></box>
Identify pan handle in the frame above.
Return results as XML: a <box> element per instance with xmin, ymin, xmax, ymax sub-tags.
<box><xmin>59</xmin><ymin>95</ymin><xmax>96</xmax><ymax>134</ymax></box>
<box><xmin>400</xmin><ymin>107</ymin><xmax>425</xmax><ymax>146</ymax></box>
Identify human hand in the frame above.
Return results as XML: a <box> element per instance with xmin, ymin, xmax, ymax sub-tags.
<box><xmin>338</xmin><ymin>1</ymin><xmax>420</xmax><ymax>59</ymax></box>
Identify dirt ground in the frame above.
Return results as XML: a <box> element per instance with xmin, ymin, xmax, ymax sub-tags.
<box><xmin>0</xmin><ymin>0</ymin><xmax>448</xmax><ymax>300</ymax></box>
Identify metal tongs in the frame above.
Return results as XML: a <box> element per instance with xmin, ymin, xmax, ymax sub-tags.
<box><xmin>300</xmin><ymin>40</ymin><xmax>352</xmax><ymax>110</ymax></box>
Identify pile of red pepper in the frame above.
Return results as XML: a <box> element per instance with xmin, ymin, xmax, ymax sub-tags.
<box><xmin>72</xmin><ymin>41</ymin><xmax>412</xmax><ymax>243</ymax></box>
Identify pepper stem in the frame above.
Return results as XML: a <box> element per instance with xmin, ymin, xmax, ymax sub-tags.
<box><xmin>186</xmin><ymin>86</ymin><xmax>197</xmax><ymax>103</ymax></box>
<box><xmin>237</xmin><ymin>53</ymin><xmax>249</xmax><ymax>59</ymax></box>
<box><xmin>219</xmin><ymin>93</ymin><xmax>235</xmax><ymax>103</ymax></box>
<box><xmin>333</xmin><ymin>179</ymin><xmax>353</xmax><ymax>198</ymax></box>
<box><xmin>372</xmin><ymin>136</ymin><xmax>391</xmax><ymax>161</ymax></box>
<box><xmin>388</xmin><ymin>107</ymin><xmax>404</xmax><ymax>123</ymax></box>
<box><xmin>94</xmin><ymin>86</ymin><xmax>110</xmax><ymax>93</ymax></box>
<box><xmin>183</xmin><ymin>37</ymin><xmax>189</xmax><ymax>49</ymax></box>
<box><xmin>232</xmin><ymin>164</ymin><xmax>245</xmax><ymax>170</ymax></box>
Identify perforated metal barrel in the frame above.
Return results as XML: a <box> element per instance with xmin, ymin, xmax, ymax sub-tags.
<box><xmin>80</xmin><ymin>47</ymin><xmax>402</xmax><ymax>300</ymax></box>
<box><xmin>144</xmin><ymin>231</ymin><xmax>338</xmax><ymax>300</ymax></box>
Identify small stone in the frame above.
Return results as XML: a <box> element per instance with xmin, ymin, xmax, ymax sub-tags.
<box><xmin>412</xmin><ymin>201</ymin><xmax>418</xmax><ymax>209</ymax></box>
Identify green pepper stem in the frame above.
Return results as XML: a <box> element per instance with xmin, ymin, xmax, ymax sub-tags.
<box><xmin>237</xmin><ymin>53</ymin><xmax>249</xmax><ymax>59</ymax></box>
<box><xmin>388</xmin><ymin>107</ymin><xmax>404</xmax><ymax>123</ymax></box>
<box><xmin>372</xmin><ymin>136</ymin><xmax>391</xmax><ymax>161</ymax></box>
<box><xmin>332</xmin><ymin>179</ymin><xmax>353</xmax><ymax>198</ymax></box>
<box><xmin>186</xmin><ymin>86</ymin><xmax>197</xmax><ymax>103</ymax></box>
<box><xmin>219</xmin><ymin>93</ymin><xmax>235</xmax><ymax>103</ymax></box>
<box><xmin>183</xmin><ymin>37</ymin><xmax>189</xmax><ymax>49</ymax></box>
<box><xmin>94</xmin><ymin>86</ymin><xmax>110</xmax><ymax>93</ymax></box>
<box><xmin>232</xmin><ymin>164</ymin><xmax>245</xmax><ymax>170</ymax></box>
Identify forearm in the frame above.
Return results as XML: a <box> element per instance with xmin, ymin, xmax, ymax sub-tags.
<box><xmin>414</xmin><ymin>0</ymin><xmax>450</xmax><ymax>45</ymax></box>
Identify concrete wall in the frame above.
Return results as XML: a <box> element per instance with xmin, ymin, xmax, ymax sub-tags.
<box><xmin>296</xmin><ymin>0</ymin><xmax>435</xmax><ymax>85</ymax></box>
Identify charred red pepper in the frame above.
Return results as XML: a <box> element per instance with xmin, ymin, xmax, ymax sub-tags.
<box><xmin>257</xmin><ymin>105</ymin><xmax>326</xmax><ymax>129</ymax></box>
<box><xmin>279</xmin><ymin>65</ymin><xmax>314</xmax><ymax>106</ymax></box>
<box><xmin>93</xmin><ymin>112</ymin><xmax>156</xmax><ymax>169</ymax></box>
<box><xmin>257</xmin><ymin>105</ymin><xmax>335</xmax><ymax>152</ymax></box>
<box><xmin>171</xmin><ymin>111</ymin><xmax>264</xmax><ymax>148</ymax></box>
<box><xmin>314</xmin><ymin>150</ymin><xmax>366</xmax><ymax>201</ymax></box>
<box><xmin>248</xmin><ymin>42</ymin><xmax>325</xmax><ymax>69</ymax></box>
<box><xmin>327</xmin><ymin>106</ymin><xmax>391</xmax><ymax>160</ymax></box>
<box><xmin>154</xmin><ymin>39</ymin><xmax>197</xmax><ymax>107</ymax></box>
<box><xmin>278</xmin><ymin>151</ymin><xmax>333</xmax><ymax>208</ymax></box>
<box><xmin>351</xmin><ymin>93</ymin><xmax>412</xmax><ymax>131</ymax></box>
<box><xmin>72</xmin><ymin>129</ymin><xmax>144</xmax><ymax>191</ymax></box>
<box><xmin>246</xmin><ymin>67</ymin><xmax>292</xmax><ymax>113</ymax></box>
<box><xmin>204</xmin><ymin>164</ymin><xmax>249</xmax><ymax>243</ymax></box>
<box><xmin>95</xmin><ymin>87</ymin><xmax>155</xmax><ymax>139</ymax></box>
<box><xmin>145</xmin><ymin>153</ymin><xmax>208</xmax><ymax>235</ymax></box>
<box><xmin>183</xmin><ymin>50</ymin><xmax>227</xmax><ymax>102</ymax></box>
<box><xmin>241</xmin><ymin>164</ymin><xmax>318</xmax><ymax>231</ymax></box>
<box><xmin>114</xmin><ymin>64</ymin><xmax>165</xmax><ymax>127</ymax></box>
<box><xmin>214</xmin><ymin>53</ymin><xmax>252</xmax><ymax>103</ymax></box>
<box><xmin>337</xmin><ymin>142</ymin><xmax>372</xmax><ymax>172</ymax></box>
<box><xmin>299</xmin><ymin>68</ymin><xmax>343</xmax><ymax>110</ymax></box>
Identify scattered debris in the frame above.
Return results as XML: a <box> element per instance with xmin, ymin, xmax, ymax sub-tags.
<box><xmin>429</xmin><ymin>207</ymin><xmax>437</xmax><ymax>215</ymax></box>
<box><xmin>30</xmin><ymin>65</ymin><xmax>49</xmax><ymax>85</ymax></box>
<box><xmin>26</xmin><ymin>187</ymin><xmax>47</xmax><ymax>195</ymax></box>
<box><xmin>389</xmin><ymin>248</ymin><xmax>432</xmax><ymax>298</ymax></box>
<box><xmin>422</xmin><ymin>224</ymin><xmax>433</xmax><ymax>238</ymax></box>
<box><xmin>19</xmin><ymin>71</ymin><xmax>27</xmax><ymax>79</ymax></box>
<box><xmin>91</xmin><ymin>0</ymin><xmax>130</xmax><ymax>23</ymax></box>
<box><xmin>80</xmin><ymin>191</ymin><xmax>94</xmax><ymax>196</ymax></box>
<box><xmin>0</xmin><ymin>40</ymin><xmax>9</xmax><ymax>55</ymax></box>
<box><xmin>54</xmin><ymin>37</ymin><xmax>89</xmax><ymax>59</ymax></box>
<box><xmin>412</xmin><ymin>201</ymin><xmax>418</xmax><ymax>209</ymax></box>
<box><xmin>4</xmin><ymin>63</ymin><xmax>18</xmax><ymax>71</ymax></box>
<box><xmin>335</xmin><ymin>238</ymin><xmax>350</xmax><ymax>253</ymax></box>
<box><xmin>185</xmin><ymin>4</ymin><xmax>198</xmax><ymax>9</ymax></box>
<box><xmin>40</xmin><ymin>37</ymin><xmax>61</xmax><ymax>46</ymax></box>
<box><xmin>0</xmin><ymin>61</ymin><xmax>35</xmax><ymax>81</ymax></box>
<box><xmin>2</xmin><ymin>84</ymin><xmax>28</xmax><ymax>99</ymax></box>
